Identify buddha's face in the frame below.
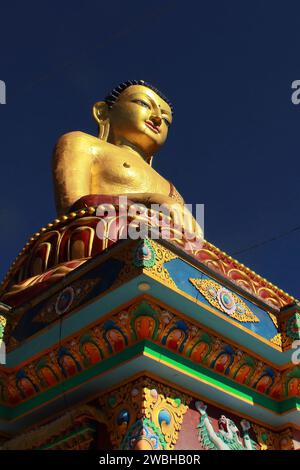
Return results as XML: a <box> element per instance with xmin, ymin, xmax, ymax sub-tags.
<box><xmin>108</xmin><ymin>85</ymin><xmax>172</xmax><ymax>155</ymax></box>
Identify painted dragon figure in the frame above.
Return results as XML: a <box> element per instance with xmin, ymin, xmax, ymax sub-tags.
<box><xmin>195</xmin><ymin>401</ymin><xmax>257</xmax><ymax>450</ymax></box>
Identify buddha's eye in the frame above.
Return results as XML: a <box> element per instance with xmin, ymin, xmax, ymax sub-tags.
<box><xmin>132</xmin><ymin>99</ymin><xmax>151</xmax><ymax>109</ymax></box>
<box><xmin>163</xmin><ymin>118</ymin><xmax>171</xmax><ymax>127</ymax></box>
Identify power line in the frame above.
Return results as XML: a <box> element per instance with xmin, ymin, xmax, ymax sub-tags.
<box><xmin>230</xmin><ymin>224</ymin><xmax>300</xmax><ymax>257</ymax></box>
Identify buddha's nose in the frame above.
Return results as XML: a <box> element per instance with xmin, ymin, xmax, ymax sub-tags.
<box><xmin>151</xmin><ymin>115</ymin><xmax>162</xmax><ymax>127</ymax></box>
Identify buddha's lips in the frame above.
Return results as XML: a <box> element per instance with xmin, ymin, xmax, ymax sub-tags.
<box><xmin>145</xmin><ymin>120</ymin><xmax>160</xmax><ymax>134</ymax></box>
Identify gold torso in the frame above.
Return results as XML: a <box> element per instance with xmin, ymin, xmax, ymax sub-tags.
<box><xmin>53</xmin><ymin>131</ymin><xmax>173</xmax><ymax>214</ymax></box>
<box><xmin>90</xmin><ymin>138</ymin><xmax>170</xmax><ymax>195</ymax></box>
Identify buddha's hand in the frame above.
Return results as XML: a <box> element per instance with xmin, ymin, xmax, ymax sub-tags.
<box><xmin>118</xmin><ymin>193</ymin><xmax>204</xmax><ymax>249</ymax></box>
<box><xmin>145</xmin><ymin>194</ymin><xmax>204</xmax><ymax>247</ymax></box>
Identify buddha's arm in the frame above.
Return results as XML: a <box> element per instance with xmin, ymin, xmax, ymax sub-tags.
<box><xmin>118</xmin><ymin>192</ymin><xmax>177</xmax><ymax>206</ymax></box>
<box><xmin>53</xmin><ymin>131</ymin><xmax>94</xmax><ymax>214</ymax></box>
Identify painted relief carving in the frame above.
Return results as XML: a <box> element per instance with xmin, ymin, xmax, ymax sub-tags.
<box><xmin>195</xmin><ymin>401</ymin><xmax>257</xmax><ymax>450</ymax></box>
<box><xmin>190</xmin><ymin>279</ymin><xmax>259</xmax><ymax>322</ymax></box>
<box><xmin>99</xmin><ymin>377</ymin><xmax>191</xmax><ymax>450</ymax></box>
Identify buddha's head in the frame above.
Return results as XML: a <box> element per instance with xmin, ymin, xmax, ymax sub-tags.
<box><xmin>93</xmin><ymin>80</ymin><xmax>173</xmax><ymax>162</ymax></box>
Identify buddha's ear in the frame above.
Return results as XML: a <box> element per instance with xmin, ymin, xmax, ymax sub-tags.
<box><xmin>92</xmin><ymin>101</ymin><xmax>110</xmax><ymax>141</ymax></box>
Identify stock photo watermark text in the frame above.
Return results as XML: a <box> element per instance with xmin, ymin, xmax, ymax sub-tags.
<box><xmin>0</xmin><ymin>80</ymin><xmax>6</xmax><ymax>104</ymax></box>
<box><xmin>291</xmin><ymin>80</ymin><xmax>300</xmax><ymax>104</ymax></box>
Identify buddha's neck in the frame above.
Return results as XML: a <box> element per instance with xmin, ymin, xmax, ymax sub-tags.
<box><xmin>109</xmin><ymin>136</ymin><xmax>152</xmax><ymax>165</ymax></box>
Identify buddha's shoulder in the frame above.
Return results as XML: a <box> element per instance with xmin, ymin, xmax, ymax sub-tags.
<box><xmin>55</xmin><ymin>132</ymin><xmax>122</xmax><ymax>160</ymax></box>
<box><xmin>55</xmin><ymin>131</ymin><xmax>103</xmax><ymax>150</ymax></box>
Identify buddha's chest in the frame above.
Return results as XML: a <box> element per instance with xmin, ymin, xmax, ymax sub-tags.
<box><xmin>91</xmin><ymin>150</ymin><xmax>168</xmax><ymax>194</ymax></box>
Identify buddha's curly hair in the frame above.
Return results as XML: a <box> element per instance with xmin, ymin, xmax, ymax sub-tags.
<box><xmin>104</xmin><ymin>80</ymin><xmax>173</xmax><ymax>114</ymax></box>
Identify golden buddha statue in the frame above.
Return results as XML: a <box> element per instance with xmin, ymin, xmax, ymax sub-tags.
<box><xmin>0</xmin><ymin>80</ymin><xmax>203</xmax><ymax>306</ymax></box>
<box><xmin>53</xmin><ymin>80</ymin><xmax>202</xmax><ymax>237</ymax></box>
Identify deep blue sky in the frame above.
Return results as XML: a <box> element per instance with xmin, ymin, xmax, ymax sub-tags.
<box><xmin>1</xmin><ymin>1</ymin><xmax>300</xmax><ymax>298</ymax></box>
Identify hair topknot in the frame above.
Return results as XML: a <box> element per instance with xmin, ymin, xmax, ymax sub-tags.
<box><xmin>104</xmin><ymin>80</ymin><xmax>174</xmax><ymax>114</ymax></box>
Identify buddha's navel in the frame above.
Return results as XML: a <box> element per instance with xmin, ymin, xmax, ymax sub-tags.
<box><xmin>123</xmin><ymin>162</ymin><xmax>130</xmax><ymax>168</ymax></box>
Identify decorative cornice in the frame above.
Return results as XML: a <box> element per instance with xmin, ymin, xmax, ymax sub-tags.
<box><xmin>0</xmin><ymin>299</ymin><xmax>297</xmax><ymax>413</ymax></box>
